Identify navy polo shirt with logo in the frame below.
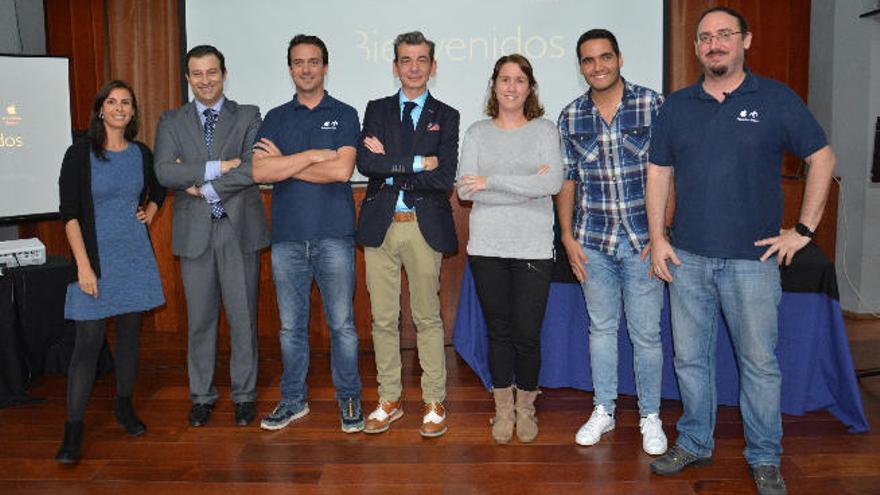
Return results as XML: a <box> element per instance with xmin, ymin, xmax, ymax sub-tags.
<box><xmin>649</xmin><ymin>72</ymin><xmax>827</xmax><ymax>260</ymax></box>
<box><xmin>256</xmin><ymin>92</ymin><xmax>360</xmax><ymax>243</ymax></box>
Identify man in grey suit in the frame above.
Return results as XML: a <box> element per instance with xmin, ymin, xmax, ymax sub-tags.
<box><xmin>155</xmin><ymin>45</ymin><xmax>269</xmax><ymax>427</ymax></box>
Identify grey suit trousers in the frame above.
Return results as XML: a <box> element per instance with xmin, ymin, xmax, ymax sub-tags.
<box><xmin>181</xmin><ymin>215</ymin><xmax>260</xmax><ymax>404</ymax></box>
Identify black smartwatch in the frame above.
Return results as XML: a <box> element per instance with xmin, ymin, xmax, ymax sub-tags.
<box><xmin>794</xmin><ymin>222</ymin><xmax>815</xmax><ymax>239</ymax></box>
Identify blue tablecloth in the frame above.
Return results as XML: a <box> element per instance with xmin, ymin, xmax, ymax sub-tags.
<box><xmin>453</xmin><ymin>266</ymin><xmax>868</xmax><ymax>433</ymax></box>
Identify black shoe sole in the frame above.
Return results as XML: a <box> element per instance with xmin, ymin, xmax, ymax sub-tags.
<box><xmin>189</xmin><ymin>415</ymin><xmax>211</xmax><ymax>427</ymax></box>
<box><xmin>651</xmin><ymin>457</ymin><xmax>712</xmax><ymax>476</ymax></box>
<box><xmin>235</xmin><ymin>416</ymin><xmax>255</xmax><ymax>426</ymax></box>
<box><xmin>55</xmin><ymin>453</ymin><xmax>79</xmax><ymax>464</ymax></box>
<box><xmin>116</xmin><ymin>419</ymin><xmax>146</xmax><ymax>436</ymax></box>
<box><xmin>189</xmin><ymin>404</ymin><xmax>214</xmax><ymax>427</ymax></box>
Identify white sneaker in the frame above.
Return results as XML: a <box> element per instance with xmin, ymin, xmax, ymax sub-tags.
<box><xmin>640</xmin><ymin>413</ymin><xmax>668</xmax><ymax>455</ymax></box>
<box><xmin>575</xmin><ymin>405</ymin><xmax>615</xmax><ymax>446</ymax></box>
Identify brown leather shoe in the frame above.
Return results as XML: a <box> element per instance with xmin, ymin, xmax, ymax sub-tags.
<box><xmin>419</xmin><ymin>401</ymin><xmax>447</xmax><ymax>438</ymax></box>
<box><xmin>363</xmin><ymin>400</ymin><xmax>403</xmax><ymax>434</ymax></box>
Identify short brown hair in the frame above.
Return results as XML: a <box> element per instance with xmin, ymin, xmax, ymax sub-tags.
<box><xmin>485</xmin><ymin>54</ymin><xmax>544</xmax><ymax>120</ymax></box>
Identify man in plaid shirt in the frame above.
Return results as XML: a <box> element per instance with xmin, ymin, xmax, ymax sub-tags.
<box><xmin>555</xmin><ymin>29</ymin><xmax>667</xmax><ymax>455</ymax></box>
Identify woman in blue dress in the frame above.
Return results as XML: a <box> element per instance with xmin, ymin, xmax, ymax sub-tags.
<box><xmin>55</xmin><ymin>80</ymin><xmax>166</xmax><ymax>463</ymax></box>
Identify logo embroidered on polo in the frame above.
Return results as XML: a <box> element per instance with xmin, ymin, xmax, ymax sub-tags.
<box><xmin>736</xmin><ymin>109</ymin><xmax>760</xmax><ymax>123</ymax></box>
<box><xmin>321</xmin><ymin>120</ymin><xmax>339</xmax><ymax>130</ymax></box>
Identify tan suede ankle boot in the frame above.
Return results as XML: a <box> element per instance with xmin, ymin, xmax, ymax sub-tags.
<box><xmin>490</xmin><ymin>386</ymin><xmax>515</xmax><ymax>444</ymax></box>
<box><xmin>515</xmin><ymin>388</ymin><xmax>539</xmax><ymax>443</ymax></box>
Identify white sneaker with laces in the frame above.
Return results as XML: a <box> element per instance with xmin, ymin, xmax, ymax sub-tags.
<box><xmin>575</xmin><ymin>405</ymin><xmax>615</xmax><ymax>446</ymax></box>
<box><xmin>640</xmin><ymin>413</ymin><xmax>668</xmax><ymax>455</ymax></box>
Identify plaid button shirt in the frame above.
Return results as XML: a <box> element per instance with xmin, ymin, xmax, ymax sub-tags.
<box><xmin>558</xmin><ymin>80</ymin><xmax>663</xmax><ymax>255</ymax></box>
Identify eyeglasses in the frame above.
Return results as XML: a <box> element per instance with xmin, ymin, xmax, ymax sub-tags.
<box><xmin>697</xmin><ymin>30</ymin><xmax>744</xmax><ymax>45</ymax></box>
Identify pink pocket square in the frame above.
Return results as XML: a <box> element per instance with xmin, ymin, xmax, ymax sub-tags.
<box><xmin>427</xmin><ymin>123</ymin><xmax>441</xmax><ymax>131</ymax></box>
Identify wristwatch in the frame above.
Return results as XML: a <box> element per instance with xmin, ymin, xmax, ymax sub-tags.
<box><xmin>794</xmin><ymin>222</ymin><xmax>815</xmax><ymax>239</ymax></box>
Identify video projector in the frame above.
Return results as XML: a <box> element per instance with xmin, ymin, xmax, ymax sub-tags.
<box><xmin>0</xmin><ymin>238</ymin><xmax>46</xmax><ymax>268</ymax></box>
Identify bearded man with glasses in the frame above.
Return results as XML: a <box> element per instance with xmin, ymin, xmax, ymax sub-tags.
<box><xmin>645</xmin><ymin>7</ymin><xmax>836</xmax><ymax>495</ymax></box>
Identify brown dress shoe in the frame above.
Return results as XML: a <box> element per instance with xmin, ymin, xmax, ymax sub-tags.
<box><xmin>420</xmin><ymin>401</ymin><xmax>447</xmax><ymax>438</ymax></box>
<box><xmin>363</xmin><ymin>400</ymin><xmax>403</xmax><ymax>434</ymax></box>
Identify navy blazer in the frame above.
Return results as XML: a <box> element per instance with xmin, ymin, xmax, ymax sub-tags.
<box><xmin>356</xmin><ymin>92</ymin><xmax>460</xmax><ymax>253</ymax></box>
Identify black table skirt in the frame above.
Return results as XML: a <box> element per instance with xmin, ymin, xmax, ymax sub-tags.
<box><xmin>0</xmin><ymin>256</ymin><xmax>113</xmax><ymax>409</ymax></box>
<box><xmin>0</xmin><ymin>270</ymin><xmax>31</xmax><ymax>406</ymax></box>
<box><xmin>551</xmin><ymin>239</ymin><xmax>837</xmax><ymax>299</ymax></box>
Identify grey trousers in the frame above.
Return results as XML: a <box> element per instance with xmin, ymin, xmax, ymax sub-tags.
<box><xmin>180</xmin><ymin>216</ymin><xmax>260</xmax><ymax>404</ymax></box>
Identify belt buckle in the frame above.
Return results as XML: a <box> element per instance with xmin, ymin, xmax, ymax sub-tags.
<box><xmin>394</xmin><ymin>211</ymin><xmax>415</xmax><ymax>222</ymax></box>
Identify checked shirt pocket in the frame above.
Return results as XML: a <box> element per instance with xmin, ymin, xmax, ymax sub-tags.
<box><xmin>570</xmin><ymin>133</ymin><xmax>600</xmax><ymax>163</ymax></box>
<box><xmin>621</xmin><ymin>126</ymin><xmax>650</xmax><ymax>159</ymax></box>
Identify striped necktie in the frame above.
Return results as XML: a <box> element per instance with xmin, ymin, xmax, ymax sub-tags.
<box><xmin>203</xmin><ymin>108</ymin><xmax>226</xmax><ymax>219</ymax></box>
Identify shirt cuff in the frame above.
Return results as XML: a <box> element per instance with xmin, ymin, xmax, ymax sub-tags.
<box><xmin>412</xmin><ymin>155</ymin><xmax>424</xmax><ymax>172</ymax></box>
<box><xmin>204</xmin><ymin>160</ymin><xmax>221</xmax><ymax>181</ymax></box>
<box><xmin>201</xmin><ymin>183</ymin><xmax>220</xmax><ymax>203</ymax></box>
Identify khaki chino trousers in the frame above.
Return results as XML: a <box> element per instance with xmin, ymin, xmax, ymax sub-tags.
<box><xmin>364</xmin><ymin>217</ymin><xmax>446</xmax><ymax>404</ymax></box>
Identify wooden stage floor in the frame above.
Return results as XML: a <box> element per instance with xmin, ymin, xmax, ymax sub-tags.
<box><xmin>1</xmin><ymin>317</ymin><xmax>879</xmax><ymax>494</ymax></box>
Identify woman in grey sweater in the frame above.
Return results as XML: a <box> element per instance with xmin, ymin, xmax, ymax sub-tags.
<box><xmin>457</xmin><ymin>54</ymin><xmax>563</xmax><ymax>444</ymax></box>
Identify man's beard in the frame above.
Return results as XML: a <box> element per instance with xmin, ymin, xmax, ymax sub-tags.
<box><xmin>706</xmin><ymin>50</ymin><xmax>729</xmax><ymax>77</ymax></box>
<box><xmin>710</xmin><ymin>65</ymin><xmax>729</xmax><ymax>77</ymax></box>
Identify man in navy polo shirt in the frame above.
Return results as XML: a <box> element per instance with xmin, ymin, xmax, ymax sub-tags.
<box><xmin>645</xmin><ymin>7</ymin><xmax>836</xmax><ymax>495</ymax></box>
<box><xmin>252</xmin><ymin>34</ymin><xmax>363</xmax><ymax>433</ymax></box>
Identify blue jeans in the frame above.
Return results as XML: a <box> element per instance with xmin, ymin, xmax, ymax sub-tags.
<box><xmin>669</xmin><ymin>248</ymin><xmax>782</xmax><ymax>467</ymax></box>
<box><xmin>581</xmin><ymin>243</ymin><xmax>664</xmax><ymax>416</ymax></box>
<box><xmin>271</xmin><ymin>237</ymin><xmax>361</xmax><ymax>407</ymax></box>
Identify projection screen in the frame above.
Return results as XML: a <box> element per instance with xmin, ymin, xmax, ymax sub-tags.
<box><xmin>0</xmin><ymin>55</ymin><xmax>71</xmax><ymax>221</ymax></box>
<box><xmin>184</xmin><ymin>0</ymin><xmax>665</xmax><ymax>181</ymax></box>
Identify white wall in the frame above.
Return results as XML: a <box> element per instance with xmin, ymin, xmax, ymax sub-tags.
<box><xmin>810</xmin><ymin>0</ymin><xmax>880</xmax><ymax>313</ymax></box>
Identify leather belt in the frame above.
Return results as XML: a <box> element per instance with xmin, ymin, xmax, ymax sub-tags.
<box><xmin>392</xmin><ymin>211</ymin><xmax>416</xmax><ymax>222</ymax></box>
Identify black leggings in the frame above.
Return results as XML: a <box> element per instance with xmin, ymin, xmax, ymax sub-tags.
<box><xmin>469</xmin><ymin>256</ymin><xmax>553</xmax><ymax>391</ymax></box>
<box><xmin>66</xmin><ymin>312</ymin><xmax>142</xmax><ymax>422</ymax></box>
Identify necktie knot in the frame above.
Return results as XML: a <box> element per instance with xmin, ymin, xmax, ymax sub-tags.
<box><xmin>403</xmin><ymin>101</ymin><xmax>417</xmax><ymax>118</ymax></box>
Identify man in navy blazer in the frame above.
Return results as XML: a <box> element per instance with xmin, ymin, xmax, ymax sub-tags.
<box><xmin>356</xmin><ymin>31</ymin><xmax>460</xmax><ymax>438</ymax></box>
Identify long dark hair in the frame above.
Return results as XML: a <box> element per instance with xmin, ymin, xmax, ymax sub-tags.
<box><xmin>88</xmin><ymin>80</ymin><xmax>139</xmax><ymax>161</ymax></box>
<box><xmin>485</xmin><ymin>54</ymin><xmax>544</xmax><ymax>120</ymax></box>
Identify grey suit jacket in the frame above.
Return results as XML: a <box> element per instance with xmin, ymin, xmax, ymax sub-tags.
<box><xmin>154</xmin><ymin>98</ymin><xmax>270</xmax><ymax>258</ymax></box>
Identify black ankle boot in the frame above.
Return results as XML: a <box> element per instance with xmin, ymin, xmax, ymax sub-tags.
<box><xmin>115</xmin><ymin>397</ymin><xmax>146</xmax><ymax>436</ymax></box>
<box><xmin>55</xmin><ymin>421</ymin><xmax>83</xmax><ymax>464</ymax></box>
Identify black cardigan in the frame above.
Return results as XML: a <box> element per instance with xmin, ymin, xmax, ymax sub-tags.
<box><xmin>58</xmin><ymin>139</ymin><xmax>166</xmax><ymax>278</ymax></box>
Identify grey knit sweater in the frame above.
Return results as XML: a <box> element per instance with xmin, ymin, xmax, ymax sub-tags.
<box><xmin>456</xmin><ymin>118</ymin><xmax>564</xmax><ymax>259</ymax></box>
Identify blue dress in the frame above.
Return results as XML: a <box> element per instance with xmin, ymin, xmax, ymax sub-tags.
<box><xmin>64</xmin><ymin>145</ymin><xmax>165</xmax><ymax>320</ymax></box>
